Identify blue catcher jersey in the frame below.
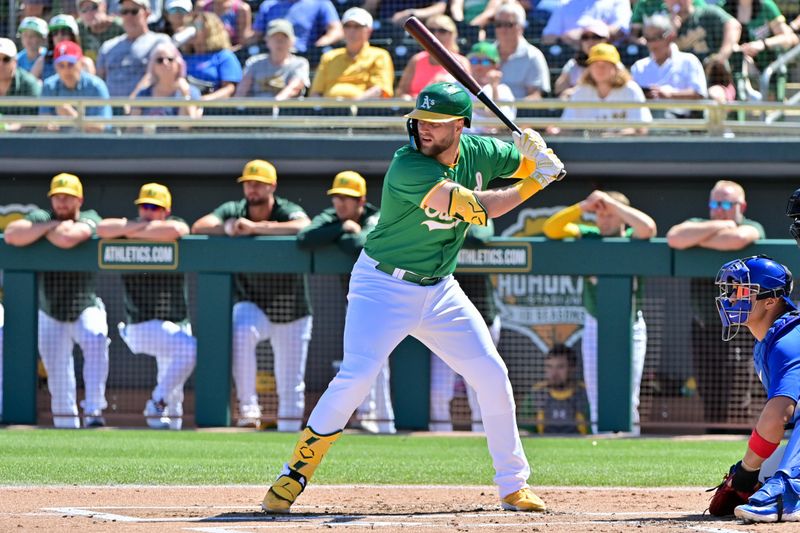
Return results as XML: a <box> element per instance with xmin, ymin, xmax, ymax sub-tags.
<box><xmin>754</xmin><ymin>311</ymin><xmax>800</xmax><ymax>424</ymax></box>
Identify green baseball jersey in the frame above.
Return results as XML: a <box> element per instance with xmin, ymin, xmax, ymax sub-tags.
<box><xmin>25</xmin><ymin>208</ymin><xmax>102</xmax><ymax>322</ymax></box>
<box><xmin>676</xmin><ymin>5</ymin><xmax>734</xmax><ymax>58</ymax></box>
<box><xmin>365</xmin><ymin>134</ymin><xmax>522</xmax><ymax>278</ymax></box>
<box><xmin>121</xmin><ymin>216</ymin><xmax>189</xmax><ymax>324</ymax></box>
<box><xmin>296</xmin><ymin>202</ymin><xmax>380</xmax><ymax>256</ymax></box>
<box><xmin>212</xmin><ymin>196</ymin><xmax>311</xmax><ymax>322</ymax></box>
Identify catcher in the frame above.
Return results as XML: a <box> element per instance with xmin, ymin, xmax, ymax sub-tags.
<box><xmin>707</xmin><ymin>253</ymin><xmax>800</xmax><ymax>522</ymax></box>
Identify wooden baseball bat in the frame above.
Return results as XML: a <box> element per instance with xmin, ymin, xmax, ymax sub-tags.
<box><xmin>403</xmin><ymin>16</ymin><xmax>566</xmax><ymax>179</ymax></box>
<box><xmin>403</xmin><ymin>16</ymin><xmax>520</xmax><ymax>134</ymax></box>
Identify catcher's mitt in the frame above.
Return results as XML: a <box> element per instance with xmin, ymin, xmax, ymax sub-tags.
<box><xmin>707</xmin><ymin>461</ymin><xmax>761</xmax><ymax>516</ymax></box>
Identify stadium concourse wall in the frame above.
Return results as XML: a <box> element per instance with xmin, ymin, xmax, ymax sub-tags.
<box><xmin>1</xmin><ymin>134</ymin><xmax>799</xmax><ymax>432</ymax></box>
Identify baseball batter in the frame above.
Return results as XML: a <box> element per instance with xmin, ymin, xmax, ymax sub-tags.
<box><xmin>262</xmin><ymin>82</ymin><xmax>564</xmax><ymax>513</ymax></box>
<box><xmin>97</xmin><ymin>183</ymin><xmax>195</xmax><ymax>430</ymax></box>
<box><xmin>706</xmin><ymin>255</ymin><xmax>800</xmax><ymax>522</ymax></box>
<box><xmin>192</xmin><ymin>160</ymin><xmax>312</xmax><ymax>431</ymax></box>
<box><xmin>4</xmin><ymin>173</ymin><xmax>109</xmax><ymax>428</ymax></box>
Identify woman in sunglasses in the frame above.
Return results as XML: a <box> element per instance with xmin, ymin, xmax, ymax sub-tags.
<box><xmin>76</xmin><ymin>0</ymin><xmax>124</xmax><ymax>62</ymax></box>
<box><xmin>554</xmin><ymin>19</ymin><xmax>609</xmax><ymax>97</ymax></box>
<box><xmin>395</xmin><ymin>14</ymin><xmax>468</xmax><ymax>99</ymax></box>
<box><xmin>31</xmin><ymin>14</ymin><xmax>96</xmax><ymax>80</ymax></box>
<box><xmin>132</xmin><ymin>41</ymin><xmax>202</xmax><ymax>122</ymax></box>
<box><xmin>464</xmin><ymin>40</ymin><xmax>515</xmax><ymax>134</ymax></box>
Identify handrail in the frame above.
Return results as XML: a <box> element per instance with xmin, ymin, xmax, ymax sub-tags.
<box><xmin>5</xmin><ymin>96</ymin><xmax>800</xmax><ymax>135</ymax></box>
<box><xmin>762</xmin><ymin>43</ymin><xmax>800</xmax><ymax>124</ymax></box>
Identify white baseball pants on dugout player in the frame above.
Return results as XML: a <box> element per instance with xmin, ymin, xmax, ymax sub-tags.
<box><xmin>356</xmin><ymin>360</ymin><xmax>395</xmax><ymax>433</ymax></box>
<box><xmin>38</xmin><ymin>305</ymin><xmax>109</xmax><ymax>428</ymax></box>
<box><xmin>118</xmin><ymin>320</ymin><xmax>196</xmax><ymax>416</ymax></box>
<box><xmin>581</xmin><ymin>311</ymin><xmax>647</xmax><ymax>435</ymax></box>
<box><xmin>308</xmin><ymin>252</ymin><xmax>531</xmax><ymax>498</ymax></box>
<box><xmin>232</xmin><ymin>301</ymin><xmax>312</xmax><ymax>432</ymax></box>
<box><xmin>429</xmin><ymin>315</ymin><xmax>501</xmax><ymax>432</ymax></box>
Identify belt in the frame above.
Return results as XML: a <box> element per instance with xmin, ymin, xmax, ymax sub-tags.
<box><xmin>374</xmin><ymin>262</ymin><xmax>443</xmax><ymax>286</ymax></box>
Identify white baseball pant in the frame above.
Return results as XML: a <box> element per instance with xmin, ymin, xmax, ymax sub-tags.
<box><xmin>581</xmin><ymin>310</ymin><xmax>647</xmax><ymax>434</ymax></box>
<box><xmin>430</xmin><ymin>315</ymin><xmax>501</xmax><ymax>432</ymax></box>
<box><xmin>232</xmin><ymin>301</ymin><xmax>312</xmax><ymax>432</ymax></box>
<box><xmin>38</xmin><ymin>304</ymin><xmax>109</xmax><ymax>428</ymax></box>
<box><xmin>0</xmin><ymin>303</ymin><xmax>4</xmax><ymax>419</ymax></box>
<box><xmin>356</xmin><ymin>360</ymin><xmax>395</xmax><ymax>431</ymax></box>
<box><xmin>308</xmin><ymin>252</ymin><xmax>530</xmax><ymax>498</ymax></box>
<box><xmin>118</xmin><ymin>320</ymin><xmax>196</xmax><ymax>417</ymax></box>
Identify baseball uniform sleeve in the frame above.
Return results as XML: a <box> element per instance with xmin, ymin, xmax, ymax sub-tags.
<box><xmin>766</xmin><ymin>336</ymin><xmax>800</xmax><ymax>402</ymax></box>
<box><xmin>296</xmin><ymin>209</ymin><xmax>342</xmax><ymax>250</ymax></box>
<box><xmin>211</xmin><ymin>201</ymin><xmax>242</xmax><ymax>221</ymax></box>
<box><xmin>24</xmin><ymin>209</ymin><xmax>53</xmax><ymax>223</ymax></box>
<box><xmin>482</xmin><ymin>136</ymin><xmax>523</xmax><ymax>181</ymax></box>
<box><xmin>273</xmin><ymin>197</ymin><xmax>308</xmax><ymax>221</ymax></box>
<box><xmin>78</xmin><ymin>210</ymin><xmax>103</xmax><ymax>235</ymax></box>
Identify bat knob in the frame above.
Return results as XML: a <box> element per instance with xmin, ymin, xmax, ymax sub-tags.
<box><xmin>555</xmin><ymin>169</ymin><xmax>567</xmax><ymax>181</ymax></box>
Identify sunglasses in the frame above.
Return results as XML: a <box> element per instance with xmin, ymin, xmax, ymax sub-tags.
<box><xmin>155</xmin><ymin>56</ymin><xmax>176</xmax><ymax>64</ymax></box>
<box><xmin>580</xmin><ymin>33</ymin><xmax>603</xmax><ymax>41</ymax></box>
<box><xmin>709</xmin><ymin>200</ymin><xmax>739</xmax><ymax>210</ymax></box>
<box><xmin>469</xmin><ymin>56</ymin><xmax>494</xmax><ymax>66</ymax></box>
<box><xmin>0</xmin><ymin>56</ymin><xmax>12</xmax><ymax>63</ymax></box>
<box><xmin>119</xmin><ymin>7</ymin><xmax>141</xmax><ymax>15</ymax></box>
<box><xmin>493</xmin><ymin>21</ymin><xmax>516</xmax><ymax>28</ymax></box>
<box><xmin>139</xmin><ymin>203</ymin><xmax>163</xmax><ymax>211</ymax></box>
<box><xmin>428</xmin><ymin>27</ymin><xmax>451</xmax><ymax>34</ymax></box>
<box><xmin>79</xmin><ymin>3</ymin><xmax>98</xmax><ymax>12</ymax></box>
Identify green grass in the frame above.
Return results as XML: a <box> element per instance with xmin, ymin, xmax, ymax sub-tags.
<box><xmin>0</xmin><ymin>429</ymin><xmax>744</xmax><ymax>486</ymax></box>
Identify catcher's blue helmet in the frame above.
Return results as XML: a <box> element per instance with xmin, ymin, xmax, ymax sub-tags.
<box><xmin>715</xmin><ymin>255</ymin><xmax>796</xmax><ymax>340</ymax></box>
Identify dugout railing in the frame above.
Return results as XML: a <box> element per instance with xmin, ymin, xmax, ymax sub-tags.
<box><xmin>2</xmin><ymin>236</ymin><xmax>798</xmax><ymax>432</ymax></box>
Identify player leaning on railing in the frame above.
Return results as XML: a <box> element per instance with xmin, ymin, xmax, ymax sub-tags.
<box><xmin>261</xmin><ymin>81</ymin><xmax>564</xmax><ymax>515</ymax></box>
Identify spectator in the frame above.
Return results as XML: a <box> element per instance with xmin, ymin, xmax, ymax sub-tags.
<box><xmin>182</xmin><ymin>12</ymin><xmax>243</xmax><ymax>100</ymax></box>
<box><xmin>664</xmin><ymin>0</ymin><xmax>741</xmax><ymax>63</ymax></box>
<box><xmin>519</xmin><ymin>345</ymin><xmax>590</xmax><ymax>434</ymax></box>
<box><xmin>395</xmin><ymin>14</ymin><xmax>467</xmax><ymax>100</ymax></box>
<box><xmin>251</xmin><ymin>0</ymin><xmax>343</xmax><ymax>54</ymax></box>
<box><xmin>97</xmin><ymin>183</ymin><xmax>195</xmax><ymax>430</ymax></box>
<box><xmin>132</xmin><ymin>42</ymin><xmax>202</xmax><ymax>118</ymax></box>
<box><xmin>362</xmin><ymin>0</ymin><xmax>446</xmax><ymax>27</ymax></box>
<box><xmin>705</xmin><ymin>55</ymin><xmax>736</xmax><ymax>104</ymax></box>
<box><xmin>429</xmin><ymin>222</ymin><xmax>499</xmax><ymax>433</ymax></box>
<box><xmin>15</xmin><ymin>17</ymin><xmax>49</xmax><ymax>73</ymax></box>
<box><xmin>295</xmin><ymin>171</ymin><xmax>395</xmax><ymax>434</ymax></box>
<box><xmin>541</xmin><ymin>0</ymin><xmax>631</xmax><ymax>45</ymax></box>
<box><xmin>553</xmin><ymin>43</ymin><xmax>652</xmax><ymax>136</ymax></box>
<box><xmin>32</xmin><ymin>14</ymin><xmax>97</xmax><ymax>81</ymax></box>
<box><xmin>39</xmin><ymin>41</ymin><xmax>112</xmax><ymax>132</ymax></box>
<box><xmin>449</xmin><ymin>0</ymin><xmax>502</xmax><ymax>27</ymax></box>
<box><xmin>0</xmin><ymin>38</ymin><xmax>42</xmax><ymax>124</ymax></box>
<box><xmin>493</xmin><ymin>1</ymin><xmax>551</xmax><ymax>99</ymax></box>
<box><xmin>724</xmin><ymin>0</ymin><xmax>798</xmax><ymax>97</ymax></box>
<box><xmin>20</xmin><ymin>0</ymin><xmax>52</xmax><ymax>19</ymax></box>
<box><xmin>235</xmin><ymin>19</ymin><xmax>309</xmax><ymax>99</ymax></box>
<box><xmin>309</xmin><ymin>8</ymin><xmax>394</xmax><ymax>99</ymax></box>
<box><xmin>4</xmin><ymin>173</ymin><xmax>109</xmax><ymax>429</ymax></box>
<box><xmin>162</xmin><ymin>0</ymin><xmax>194</xmax><ymax>37</ymax></box>
<box><xmin>554</xmin><ymin>18</ymin><xmax>609</xmax><ymax>97</ymax></box>
<box><xmin>543</xmin><ymin>190</ymin><xmax>656</xmax><ymax>434</ymax></box>
<box><xmin>191</xmin><ymin>160</ymin><xmax>312</xmax><ymax>431</ymax></box>
<box><xmin>96</xmin><ymin>0</ymin><xmax>171</xmax><ymax>98</ymax></box>
<box><xmin>465</xmin><ymin>41</ymin><xmax>515</xmax><ymax>133</ymax></box>
<box><xmin>630</xmin><ymin>0</ymin><xmax>705</xmax><ymax>42</ymax></box>
<box><xmin>200</xmin><ymin>0</ymin><xmax>253</xmax><ymax>49</ymax></box>
<box><xmin>666</xmin><ymin>180</ymin><xmax>764</xmax><ymax>428</ymax></box>
<box><xmin>631</xmin><ymin>14</ymin><xmax>707</xmax><ymax>118</ymax></box>
<box><xmin>77</xmin><ymin>0</ymin><xmax>125</xmax><ymax>62</ymax></box>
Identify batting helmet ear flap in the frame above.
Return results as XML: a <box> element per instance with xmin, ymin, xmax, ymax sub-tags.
<box><xmin>407</xmin><ymin>118</ymin><xmax>421</xmax><ymax>151</ymax></box>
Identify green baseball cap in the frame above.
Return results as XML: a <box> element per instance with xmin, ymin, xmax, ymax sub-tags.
<box><xmin>468</xmin><ymin>41</ymin><xmax>499</xmax><ymax>64</ymax></box>
<box><xmin>48</xmin><ymin>14</ymin><xmax>79</xmax><ymax>36</ymax></box>
<box><xmin>405</xmin><ymin>82</ymin><xmax>472</xmax><ymax>125</ymax></box>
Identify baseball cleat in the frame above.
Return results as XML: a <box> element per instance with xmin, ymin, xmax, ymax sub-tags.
<box><xmin>501</xmin><ymin>487</ymin><xmax>547</xmax><ymax>512</ymax></box>
<box><xmin>144</xmin><ymin>399</ymin><xmax>170</xmax><ymax>430</ymax></box>
<box><xmin>83</xmin><ymin>412</ymin><xmax>106</xmax><ymax>428</ymax></box>
<box><xmin>237</xmin><ymin>404</ymin><xmax>262</xmax><ymax>428</ymax></box>
<box><xmin>262</xmin><ymin>475</ymin><xmax>304</xmax><ymax>513</ymax></box>
<box><xmin>735</xmin><ymin>494</ymin><xmax>800</xmax><ymax>523</ymax></box>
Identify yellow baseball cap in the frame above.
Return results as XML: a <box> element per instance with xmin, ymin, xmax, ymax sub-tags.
<box><xmin>586</xmin><ymin>43</ymin><xmax>621</xmax><ymax>65</ymax></box>
<box><xmin>134</xmin><ymin>182</ymin><xmax>172</xmax><ymax>210</ymax></box>
<box><xmin>237</xmin><ymin>159</ymin><xmax>277</xmax><ymax>184</ymax></box>
<box><xmin>48</xmin><ymin>172</ymin><xmax>83</xmax><ymax>198</ymax></box>
<box><xmin>327</xmin><ymin>171</ymin><xmax>366</xmax><ymax>198</ymax></box>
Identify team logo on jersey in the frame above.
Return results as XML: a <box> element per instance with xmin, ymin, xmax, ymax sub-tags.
<box><xmin>494</xmin><ymin>206</ymin><xmax>594</xmax><ymax>352</ymax></box>
<box><xmin>420</xmin><ymin>96</ymin><xmax>435</xmax><ymax>110</ymax></box>
<box><xmin>419</xmin><ymin>172</ymin><xmax>483</xmax><ymax>232</ymax></box>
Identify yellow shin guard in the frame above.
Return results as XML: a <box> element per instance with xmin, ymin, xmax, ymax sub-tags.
<box><xmin>262</xmin><ymin>427</ymin><xmax>342</xmax><ymax>513</ymax></box>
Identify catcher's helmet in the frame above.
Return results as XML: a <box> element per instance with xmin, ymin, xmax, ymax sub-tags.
<box><xmin>405</xmin><ymin>82</ymin><xmax>472</xmax><ymax>149</ymax></box>
<box><xmin>786</xmin><ymin>188</ymin><xmax>800</xmax><ymax>246</ymax></box>
<box><xmin>715</xmin><ymin>255</ymin><xmax>796</xmax><ymax>340</ymax></box>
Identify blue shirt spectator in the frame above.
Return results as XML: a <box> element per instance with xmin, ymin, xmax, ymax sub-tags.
<box><xmin>184</xmin><ymin>12</ymin><xmax>243</xmax><ymax>100</ymax></box>
<box><xmin>185</xmin><ymin>49</ymin><xmax>243</xmax><ymax>93</ymax></box>
<box><xmin>252</xmin><ymin>0</ymin><xmax>342</xmax><ymax>54</ymax></box>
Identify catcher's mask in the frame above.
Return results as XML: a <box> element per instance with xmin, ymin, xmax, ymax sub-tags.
<box><xmin>786</xmin><ymin>188</ymin><xmax>800</xmax><ymax>247</ymax></box>
<box><xmin>715</xmin><ymin>255</ymin><xmax>796</xmax><ymax>341</ymax></box>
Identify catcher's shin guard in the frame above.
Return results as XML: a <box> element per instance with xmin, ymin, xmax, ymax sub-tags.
<box><xmin>262</xmin><ymin>426</ymin><xmax>342</xmax><ymax>513</ymax></box>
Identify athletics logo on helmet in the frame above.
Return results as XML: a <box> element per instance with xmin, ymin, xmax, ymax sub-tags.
<box><xmin>405</xmin><ymin>82</ymin><xmax>472</xmax><ymax>127</ymax></box>
<box><xmin>715</xmin><ymin>255</ymin><xmax>796</xmax><ymax>341</ymax></box>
